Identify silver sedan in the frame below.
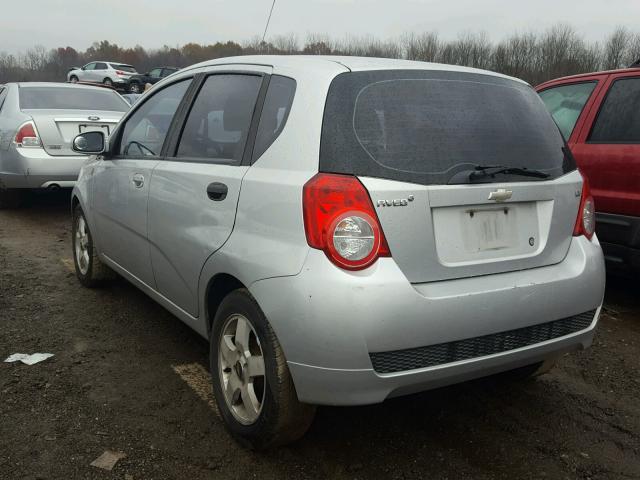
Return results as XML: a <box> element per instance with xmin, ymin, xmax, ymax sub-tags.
<box><xmin>0</xmin><ymin>82</ymin><xmax>129</xmax><ymax>207</ymax></box>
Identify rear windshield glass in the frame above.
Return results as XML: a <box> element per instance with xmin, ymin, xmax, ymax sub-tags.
<box><xmin>110</xmin><ymin>64</ymin><xmax>136</xmax><ymax>73</ymax></box>
<box><xmin>321</xmin><ymin>70</ymin><xmax>574</xmax><ymax>185</ymax></box>
<box><xmin>19</xmin><ymin>86</ymin><xmax>129</xmax><ymax>112</ymax></box>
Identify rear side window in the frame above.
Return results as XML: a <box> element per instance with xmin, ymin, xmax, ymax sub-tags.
<box><xmin>590</xmin><ymin>78</ymin><xmax>640</xmax><ymax>143</ymax></box>
<box><xmin>118</xmin><ymin>79</ymin><xmax>191</xmax><ymax>157</ymax></box>
<box><xmin>176</xmin><ymin>74</ymin><xmax>262</xmax><ymax>163</ymax></box>
<box><xmin>111</xmin><ymin>64</ymin><xmax>136</xmax><ymax>73</ymax></box>
<box><xmin>321</xmin><ymin>70</ymin><xmax>573</xmax><ymax>185</ymax></box>
<box><xmin>252</xmin><ymin>75</ymin><xmax>296</xmax><ymax>162</ymax></box>
<box><xmin>539</xmin><ymin>82</ymin><xmax>597</xmax><ymax>139</ymax></box>
<box><xmin>19</xmin><ymin>87</ymin><xmax>129</xmax><ymax>111</ymax></box>
<box><xmin>95</xmin><ymin>63</ymin><xmax>107</xmax><ymax>70</ymax></box>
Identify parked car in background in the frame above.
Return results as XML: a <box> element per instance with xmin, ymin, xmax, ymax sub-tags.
<box><xmin>70</xmin><ymin>56</ymin><xmax>605</xmax><ymax>449</ymax></box>
<box><xmin>537</xmin><ymin>67</ymin><xmax>640</xmax><ymax>275</ymax></box>
<box><xmin>67</xmin><ymin>62</ymin><xmax>137</xmax><ymax>88</ymax></box>
<box><xmin>126</xmin><ymin>67</ymin><xmax>179</xmax><ymax>93</ymax></box>
<box><xmin>0</xmin><ymin>82</ymin><xmax>129</xmax><ymax>208</ymax></box>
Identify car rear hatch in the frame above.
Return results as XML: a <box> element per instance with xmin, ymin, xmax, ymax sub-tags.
<box><xmin>320</xmin><ymin>69</ymin><xmax>582</xmax><ymax>283</ymax></box>
<box><xmin>19</xmin><ymin>85</ymin><xmax>128</xmax><ymax>156</ymax></box>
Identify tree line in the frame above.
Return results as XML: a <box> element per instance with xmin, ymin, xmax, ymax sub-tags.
<box><xmin>2</xmin><ymin>24</ymin><xmax>640</xmax><ymax>86</ymax></box>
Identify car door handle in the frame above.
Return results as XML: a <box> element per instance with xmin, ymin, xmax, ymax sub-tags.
<box><xmin>132</xmin><ymin>174</ymin><xmax>144</xmax><ymax>188</ymax></box>
<box><xmin>207</xmin><ymin>182</ymin><xmax>228</xmax><ymax>201</ymax></box>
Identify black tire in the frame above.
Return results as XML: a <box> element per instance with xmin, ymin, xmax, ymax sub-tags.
<box><xmin>128</xmin><ymin>81</ymin><xmax>141</xmax><ymax>93</ymax></box>
<box><xmin>210</xmin><ymin>289</ymin><xmax>316</xmax><ymax>450</ymax></box>
<box><xmin>103</xmin><ymin>77</ymin><xmax>113</xmax><ymax>87</ymax></box>
<box><xmin>0</xmin><ymin>188</ymin><xmax>27</xmax><ymax>209</ymax></box>
<box><xmin>72</xmin><ymin>205</ymin><xmax>115</xmax><ymax>287</ymax></box>
<box><xmin>69</xmin><ymin>75</ymin><xmax>78</xmax><ymax>83</ymax></box>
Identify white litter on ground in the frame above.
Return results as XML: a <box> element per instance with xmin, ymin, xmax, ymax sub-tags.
<box><xmin>90</xmin><ymin>450</ymin><xmax>127</xmax><ymax>471</ymax></box>
<box><xmin>4</xmin><ymin>353</ymin><xmax>54</xmax><ymax>365</ymax></box>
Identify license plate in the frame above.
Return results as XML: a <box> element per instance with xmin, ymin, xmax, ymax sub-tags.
<box><xmin>468</xmin><ymin>208</ymin><xmax>512</xmax><ymax>250</ymax></box>
<box><xmin>79</xmin><ymin>124</ymin><xmax>110</xmax><ymax>135</ymax></box>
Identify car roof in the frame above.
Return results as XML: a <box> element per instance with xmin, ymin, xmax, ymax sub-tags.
<box><xmin>14</xmin><ymin>81</ymin><xmax>119</xmax><ymax>91</ymax></box>
<box><xmin>536</xmin><ymin>67</ymin><xmax>640</xmax><ymax>88</ymax></box>
<box><xmin>86</xmin><ymin>61</ymin><xmax>134</xmax><ymax>66</ymax></box>
<box><xmin>180</xmin><ymin>55</ymin><xmax>528</xmax><ymax>84</ymax></box>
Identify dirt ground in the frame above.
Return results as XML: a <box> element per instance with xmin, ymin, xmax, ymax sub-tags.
<box><xmin>1</xmin><ymin>191</ymin><xmax>639</xmax><ymax>480</ymax></box>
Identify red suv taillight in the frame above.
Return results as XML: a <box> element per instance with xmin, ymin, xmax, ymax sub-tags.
<box><xmin>115</xmin><ymin>70</ymin><xmax>127</xmax><ymax>76</ymax></box>
<box><xmin>14</xmin><ymin>121</ymin><xmax>41</xmax><ymax>148</ymax></box>
<box><xmin>573</xmin><ymin>173</ymin><xmax>595</xmax><ymax>240</ymax></box>
<box><xmin>303</xmin><ymin>173</ymin><xmax>391</xmax><ymax>270</ymax></box>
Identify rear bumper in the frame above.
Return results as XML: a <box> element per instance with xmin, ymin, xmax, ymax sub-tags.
<box><xmin>249</xmin><ymin>236</ymin><xmax>605</xmax><ymax>406</ymax></box>
<box><xmin>0</xmin><ymin>147</ymin><xmax>86</xmax><ymax>189</ymax></box>
<box><xmin>596</xmin><ymin>212</ymin><xmax>640</xmax><ymax>274</ymax></box>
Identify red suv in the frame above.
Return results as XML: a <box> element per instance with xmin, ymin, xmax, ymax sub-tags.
<box><xmin>536</xmin><ymin>69</ymin><xmax>640</xmax><ymax>275</ymax></box>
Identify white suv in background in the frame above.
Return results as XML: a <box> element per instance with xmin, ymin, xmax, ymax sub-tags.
<box><xmin>67</xmin><ymin>62</ymin><xmax>137</xmax><ymax>88</ymax></box>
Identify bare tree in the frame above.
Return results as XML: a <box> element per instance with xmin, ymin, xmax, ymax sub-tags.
<box><xmin>3</xmin><ymin>24</ymin><xmax>640</xmax><ymax>86</ymax></box>
<box><xmin>603</xmin><ymin>26</ymin><xmax>630</xmax><ymax>70</ymax></box>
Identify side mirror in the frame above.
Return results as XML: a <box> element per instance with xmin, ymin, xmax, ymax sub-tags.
<box><xmin>72</xmin><ymin>131</ymin><xmax>105</xmax><ymax>154</ymax></box>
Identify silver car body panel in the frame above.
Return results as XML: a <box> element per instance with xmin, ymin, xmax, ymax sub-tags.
<box><xmin>251</xmin><ymin>236</ymin><xmax>604</xmax><ymax>405</ymax></box>
<box><xmin>72</xmin><ymin>56</ymin><xmax>606</xmax><ymax>406</ymax></box>
<box><xmin>362</xmin><ymin>171</ymin><xmax>584</xmax><ymax>283</ymax></box>
<box><xmin>93</xmin><ymin>158</ymin><xmax>159</xmax><ymax>288</ymax></box>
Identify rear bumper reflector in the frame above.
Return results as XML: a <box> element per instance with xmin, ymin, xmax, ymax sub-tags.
<box><xmin>370</xmin><ymin>310</ymin><xmax>596</xmax><ymax>373</ymax></box>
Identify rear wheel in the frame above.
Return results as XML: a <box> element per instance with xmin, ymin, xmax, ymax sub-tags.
<box><xmin>72</xmin><ymin>205</ymin><xmax>115</xmax><ymax>287</ymax></box>
<box><xmin>0</xmin><ymin>188</ymin><xmax>27</xmax><ymax>209</ymax></box>
<box><xmin>103</xmin><ymin>77</ymin><xmax>113</xmax><ymax>87</ymax></box>
<box><xmin>128</xmin><ymin>81</ymin><xmax>141</xmax><ymax>93</ymax></box>
<box><xmin>210</xmin><ymin>289</ymin><xmax>316</xmax><ymax>450</ymax></box>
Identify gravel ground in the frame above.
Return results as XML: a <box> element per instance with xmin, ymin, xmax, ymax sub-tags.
<box><xmin>1</xmin><ymin>191</ymin><xmax>639</xmax><ymax>480</ymax></box>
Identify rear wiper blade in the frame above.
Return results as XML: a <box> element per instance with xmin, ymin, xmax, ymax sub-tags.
<box><xmin>469</xmin><ymin>165</ymin><xmax>550</xmax><ymax>181</ymax></box>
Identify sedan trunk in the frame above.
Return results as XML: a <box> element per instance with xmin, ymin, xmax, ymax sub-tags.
<box><xmin>24</xmin><ymin>109</ymin><xmax>122</xmax><ymax>156</ymax></box>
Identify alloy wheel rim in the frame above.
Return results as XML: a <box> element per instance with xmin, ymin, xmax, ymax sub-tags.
<box><xmin>74</xmin><ymin>215</ymin><xmax>90</xmax><ymax>275</ymax></box>
<box><xmin>218</xmin><ymin>314</ymin><xmax>266</xmax><ymax>425</ymax></box>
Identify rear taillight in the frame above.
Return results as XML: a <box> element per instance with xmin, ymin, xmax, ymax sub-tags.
<box><xmin>115</xmin><ymin>70</ymin><xmax>127</xmax><ymax>76</ymax></box>
<box><xmin>303</xmin><ymin>173</ymin><xmax>390</xmax><ymax>270</ymax></box>
<box><xmin>14</xmin><ymin>121</ymin><xmax>41</xmax><ymax>148</ymax></box>
<box><xmin>573</xmin><ymin>173</ymin><xmax>595</xmax><ymax>240</ymax></box>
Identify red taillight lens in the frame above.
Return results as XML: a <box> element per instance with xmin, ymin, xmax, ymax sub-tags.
<box><xmin>303</xmin><ymin>173</ymin><xmax>390</xmax><ymax>270</ymax></box>
<box><xmin>14</xmin><ymin>121</ymin><xmax>41</xmax><ymax>147</ymax></box>
<box><xmin>573</xmin><ymin>173</ymin><xmax>595</xmax><ymax>240</ymax></box>
<box><xmin>115</xmin><ymin>70</ymin><xmax>127</xmax><ymax>76</ymax></box>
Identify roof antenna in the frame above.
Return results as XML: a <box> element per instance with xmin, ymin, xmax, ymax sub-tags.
<box><xmin>261</xmin><ymin>0</ymin><xmax>277</xmax><ymax>44</ymax></box>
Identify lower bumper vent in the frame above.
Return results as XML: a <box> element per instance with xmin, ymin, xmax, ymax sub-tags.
<box><xmin>370</xmin><ymin>310</ymin><xmax>596</xmax><ymax>374</ymax></box>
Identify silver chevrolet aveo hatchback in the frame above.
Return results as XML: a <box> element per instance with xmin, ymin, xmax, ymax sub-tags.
<box><xmin>70</xmin><ymin>56</ymin><xmax>606</xmax><ymax>449</ymax></box>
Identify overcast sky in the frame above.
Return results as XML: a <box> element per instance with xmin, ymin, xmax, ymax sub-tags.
<box><xmin>1</xmin><ymin>0</ymin><xmax>639</xmax><ymax>54</ymax></box>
